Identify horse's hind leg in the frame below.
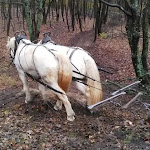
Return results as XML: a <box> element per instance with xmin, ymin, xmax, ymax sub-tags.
<box><xmin>74</xmin><ymin>81</ymin><xmax>87</xmax><ymax>96</ymax></box>
<box><xmin>38</xmin><ymin>83</ymin><xmax>46</xmax><ymax>100</ymax></box>
<box><xmin>18</xmin><ymin>71</ymin><xmax>31</xmax><ymax>103</ymax></box>
<box><xmin>56</xmin><ymin>92</ymin><xmax>75</xmax><ymax>121</ymax></box>
<box><xmin>50</xmin><ymin>83</ymin><xmax>75</xmax><ymax>121</ymax></box>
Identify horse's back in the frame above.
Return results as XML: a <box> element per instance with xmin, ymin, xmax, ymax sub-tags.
<box><xmin>15</xmin><ymin>42</ymin><xmax>58</xmax><ymax>76</ymax></box>
<box><xmin>45</xmin><ymin>43</ymin><xmax>91</xmax><ymax>78</ymax></box>
<box><xmin>46</xmin><ymin>43</ymin><xmax>69</xmax><ymax>54</ymax></box>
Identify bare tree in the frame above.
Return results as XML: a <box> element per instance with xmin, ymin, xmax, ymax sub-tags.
<box><xmin>24</xmin><ymin>0</ymin><xmax>43</xmax><ymax>42</ymax></box>
<box><xmin>100</xmin><ymin>0</ymin><xmax>150</xmax><ymax>85</ymax></box>
<box><xmin>42</xmin><ymin>0</ymin><xmax>53</xmax><ymax>24</ymax></box>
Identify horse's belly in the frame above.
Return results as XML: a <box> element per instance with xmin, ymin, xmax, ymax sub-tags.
<box><xmin>26</xmin><ymin>70</ymin><xmax>40</xmax><ymax>79</ymax></box>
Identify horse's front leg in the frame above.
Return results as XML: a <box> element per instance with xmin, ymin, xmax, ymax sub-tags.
<box><xmin>54</xmin><ymin>100</ymin><xmax>62</xmax><ymax>110</ymax></box>
<box><xmin>38</xmin><ymin>83</ymin><xmax>46</xmax><ymax>100</ymax></box>
<box><xmin>38</xmin><ymin>83</ymin><xmax>62</xmax><ymax>109</ymax></box>
<box><xmin>18</xmin><ymin>71</ymin><xmax>31</xmax><ymax>103</ymax></box>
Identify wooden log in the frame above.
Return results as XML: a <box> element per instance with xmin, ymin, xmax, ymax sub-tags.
<box><xmin>122</xmin><ymin>92</ymin><xmax>142</xmax><ymax>109</ymax></box>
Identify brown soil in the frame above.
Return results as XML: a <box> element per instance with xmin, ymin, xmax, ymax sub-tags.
<box><xmin>0</xmin><ymin>20</ymin><xmax>150</xmax><ymax>150</ymax></box>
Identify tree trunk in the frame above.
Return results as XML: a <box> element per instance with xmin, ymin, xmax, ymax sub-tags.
<box><xmin>7</xmin><ymin>2</ymin><xmax>12</xmax><ymax>35</ymax></box>
<box><xmin>142</xmin><ymin>2</ymin><xmax>149</xmax><ymax>72</ymax></box>
<box><xmin>70</xmin><ymin>0</ymin><xmax>75</xmax><ymax>31</ymax></box>
<box><xmin>77</xmin><ymin>0</ymin><xmax>82</xmax><ymax>31</ymax></box>
<box><xmin>42</xmin><ymin>0</ymin><xmax>46</xmax><ymax>24</ymax></box>
<box><xmin>141</xmin><ymin>1</ymin><xmax>150</xmax><ymax>84</ymax></box>
<box><xmin>98</xmin><ymin>2</ymin><xmax>107</xmax><ymax>33</ymax></box>
<box><xmin>125</xmin><ymin>9</ymin><xmax>144</xmax><ymax>78</ymax></box>
<box><xmin>94</xmin><ymin>0</ymin><xmax>99</xmax><ymax>41</ymax></box>
<box><xmin>24</xmin><ymin>0</ymin><xmax>43</xmax><ymax>42</ymax></box>
<box><xmin>125</xmin><ymin>0</ymin><xmax>150</xmax><ymax>84</ymax></box>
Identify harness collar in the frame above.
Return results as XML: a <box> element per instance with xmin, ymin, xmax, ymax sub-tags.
<box><xmin>41</xmin><ymin>36</ymin><xmax>57</xmax><ymax>45</ymax></box>
<box><xmin>10</xmin><ymin>35</ymin><xmax>27</xmax><ymax>63</ymax></box>
<box><xmin>15</xmin><ymin>35</ymin><xmax>27</xmax><ymax>44</ymax></box>
<box><xmin>41</xmin><ymin>36</ymin><xmax>52</xmax><ymax>44</ymax></box>
<box><xmin>11</xmin><ymin>35</ymin><xmax>27</xmax><ymax>61</ymax></box>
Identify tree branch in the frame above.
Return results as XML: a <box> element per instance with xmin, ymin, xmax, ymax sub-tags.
<box><xmin>100</xmin><ymin>0</ymin><xmax>132</xmax><ymax>17</ymax></box>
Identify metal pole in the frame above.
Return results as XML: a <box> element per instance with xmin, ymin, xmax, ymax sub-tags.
<box><xmin>88</xmin><ymin>91</ymin><xmax>126</xmax><ymax>110</ymax></box>
<box><xmin>111</xmin><ymin>81</ymin><xmax>141</xmax><ymax>96</ymax></box>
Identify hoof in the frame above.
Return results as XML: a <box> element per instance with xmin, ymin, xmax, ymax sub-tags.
<box><xmin>67</xmin><ymin>115</ymin><xmax>75</xmax><ymax>121</ymax></box>
<box><xmin>54</xmin><ymin>105</ymin><xmax>59</xmax><ymax>111</ymax></box>
<box><xmin>25</xmin><ymin>98</ymin><xmax>32</xmax><ymax>104</ymax></box>
<box><xmin>54</xmin><ymin>104</ymin><xmax>62</xmax><ymax>111</ymax></box>
<box><xmin>25</xmin><ymin>100</ymin><xmax>29</xmax><ymax>104</ymax></box>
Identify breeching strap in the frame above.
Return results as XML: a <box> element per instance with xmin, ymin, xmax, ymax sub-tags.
<box><xmin>72</xmin><ymin>70</ymin><xmax>101</xmax><ymax>83</ymax></box>
<box><xmin>70</xmin><ymin>61</ymin><xmax>101</xmax><ymax>84</ymax></box>
<box><xmin>75</xmin><ymin>79</ymin><xmax>102</xmax><ymax>91</ymax></box>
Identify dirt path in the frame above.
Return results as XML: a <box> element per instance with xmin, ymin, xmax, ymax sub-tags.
<box><xmin>0</xmin><ymin>85</ymin><xmax>149</xmax><ymax>149</ymax></box>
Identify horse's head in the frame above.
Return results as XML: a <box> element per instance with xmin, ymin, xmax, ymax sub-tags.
<box><xmin>6</xmin><ymin>36</ymin><xmax>16</xmax><ymax>59</ymax></box>
<box><xmin>6</xmin><ymin>31</ymin><xmax>27</xmax><ymax>59</ymax></box>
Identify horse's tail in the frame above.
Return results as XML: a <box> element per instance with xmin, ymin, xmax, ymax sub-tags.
<box><xmin>84</xmin><ymin>56</ymin><xmax>102</xmax><ymax>106</ymax></box>
<box><xmin>56</xmin><ymin>53</ymin><xmax>72</xmax><ymax>92</ymax></box>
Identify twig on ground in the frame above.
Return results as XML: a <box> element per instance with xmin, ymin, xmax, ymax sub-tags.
<box><xmin>122</xmin><ymin>92</ymin><xmax>143</xmax><ymax>109</ymax></box>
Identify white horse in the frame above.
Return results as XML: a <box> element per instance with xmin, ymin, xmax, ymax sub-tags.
<box><xmin>39</xmin><ymin>34</ymin><xmax>103</xmax><ymax>106</ymax></box>
<box><xmin>6</xmin><ymin>35</ymin><xmax>75</xmax><ymax>121</ymax></box>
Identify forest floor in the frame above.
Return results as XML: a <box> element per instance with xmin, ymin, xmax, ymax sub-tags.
<box><xmin>0</xmin><ymin>19</ymin><xmax>150</xmax><ymax>150</ymax></box>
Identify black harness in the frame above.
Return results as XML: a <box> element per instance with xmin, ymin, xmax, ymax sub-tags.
<box><xmin>41</xmin><ymin>36</ymin><xmax>102</xmax><ymax>89</ymax></box>
<box><xmin>14</xmin><ymin>35</ymin><xmax>27</xmax><ymax>58</ymax></box>
<box><xmin>42</xmin><ymin>36</ymin><xmax>56</xmax><ymax>45</ymax></box>
<box><xmin>9</xmin><ymin>35</ymin><xmax>28</xmax><ymax>65</ymax></box>
<box><xmin>10</xmin><ymin>35</ymin><xmax>65</xmax><ymax>95</ymax></box>
<box><xmin>41</xmin><ymin>36</ymin><xmax>52</xmax><ymax>44</ymax></box>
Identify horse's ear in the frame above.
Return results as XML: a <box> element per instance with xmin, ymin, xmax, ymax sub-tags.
<box><xmin>7</xmin><ymin>36</ymin><xmax>11</xmax><ymax>41</ymax></box>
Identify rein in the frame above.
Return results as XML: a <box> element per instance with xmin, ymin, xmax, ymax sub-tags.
<box><xmin>73</xmin><ymin>78</ymin><xmax>102</xmax><ymax>91</ymax></box>
<box><xmin>73</xmin><ymin>70</ymin><xmax>101</xmax><ymax>83</ymax></box>
<box><xmin>25</xmin><ymin>73</ymin><xmax>65</xmax><ymax>95</ymax></box>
